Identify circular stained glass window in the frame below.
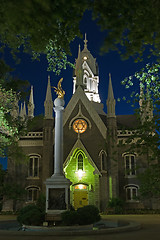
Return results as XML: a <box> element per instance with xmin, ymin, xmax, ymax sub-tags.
<box><xmin>73</xmin><ymin>119</ymin><xmax>87</xmax><ymax>134</ymax></box>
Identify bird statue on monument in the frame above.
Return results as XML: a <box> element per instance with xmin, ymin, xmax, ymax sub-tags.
<box><xmin>53</xmin><ymin>78</ymin><xmax>65</xmax><ymax>99</ymax></box>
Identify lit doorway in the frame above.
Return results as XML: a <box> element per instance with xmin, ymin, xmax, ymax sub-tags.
<box><xmin>73</xmin><ymin>184</ymin><xmax>88</xmax><ymax>209</ymax></box>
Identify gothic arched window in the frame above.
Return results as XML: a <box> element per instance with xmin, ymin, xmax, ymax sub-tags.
<box><xmin>124</xmin><ymin>154</ymin><xmax>136</xmax><ymax>176</ymax></box>
<box><xmin>26</xmin><ymin>186</ymin><xmax>40</xmax><ymax>202</ymax></box>
<box><xmin>28</xmin><ymin>155</ymin><xmax>40</xmax><ymax>178</ymax></box>
<box><xmin>99</xmin><ymin>150</ymin><xmax>107</xmax><ymax>171</ymax></box>
<box><xmin>124</xmin><ymin>185</ymin><xmax>139</xmax><ymax>202</ymax></box>
<box><xmin>78</xmin><ymin>153</ymin><xmax>83</xmax><ymax>170</ymax></box>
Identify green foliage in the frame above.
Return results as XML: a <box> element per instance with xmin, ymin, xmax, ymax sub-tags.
<box><xmin>61</xmin><ymin>205</ymin><xmax>101</xmax><ymax>226</ymax></box>
<box><xmin>92</xmin><ymin>0</ymin><xmax>160</xmax><ymax>61</ymax></box>
<box><xmin>107</xmin><ymin>198</ymin><xmax>124</xmax><ymax>214</ymax></box>
<box><xmin>46</xmin><ymin>39</ymin><xmax>75</xmax><ymax>75</ymax></box>
<box><xmin>0</xmin><ymin>0</ymin><xmax>88</xmax><ymax>74</ymax></box>
<box><xmin>0</xmin><ymin>60</ymin><xmax>30</xmax><ymax>157</ymax></box>
<box><xmin>138</xmin><ymin>165</ymin><xmax>160</xmax><ymax>199</ymax></box>
<box><xmin>36</xmin><ymin>193</ymin><xmax>46</xmax><ymax>214</ymax></box>
<box><xmin>61</xmin><ymin>209</ymin><xmax>78</xmax><ymax>226</ymax></box>
<box><xmin>1</xmin><ymin>183</ymin><xmax>26</xmax><ymax>201</ymax></box>
<box><xmin>119</xmin><ymin>63</ymin><xmax>160</xmax><ymax>199</ymax></box>
<box><xmin>17</xmin><ymin>204</ymin><xmax>45</xmax><ymax>226</ymax></box>
<box><xmin>120</xmin><ymin>62</ymin><xmax>160</xmax><ymax>163</ymax></box>
<box><xmin>77</xmin><ymin>205</ymin><xmax>101</xmax><ymax>225</ymax></box>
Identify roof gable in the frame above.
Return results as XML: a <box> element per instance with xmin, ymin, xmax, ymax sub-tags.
<box><xmin>63</xmin><ymin>86</ymin><xmax>107</xmax><ymax>139</ymax></box>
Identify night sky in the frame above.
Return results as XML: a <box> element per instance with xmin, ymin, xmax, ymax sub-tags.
<box><xmin>0</xmin><ymin>11</ymin><xmax>151</xmax><ymax>169</ymax></box>
<box><xmin>4</xmin><ymin>11</ymin><xmax>150</xmax><ymax>116</ymax></box>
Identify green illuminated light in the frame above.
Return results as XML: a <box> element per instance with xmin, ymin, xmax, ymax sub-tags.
<box><xmin>109</xmin><ymin>176</ymin><xmax>112</xmax><ymax>199</ymax></box>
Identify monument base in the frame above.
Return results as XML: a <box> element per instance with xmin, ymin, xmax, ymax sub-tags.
<box><xmin>45</xmin><ymin>174</ymin><xmax>70</xmax><ymax>215</ymax></box>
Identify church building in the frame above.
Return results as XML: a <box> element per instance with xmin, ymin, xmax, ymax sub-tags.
<box><xmin>3</xmin><ymin>36</ymin><xmax>154</xmax><ymax>212</ymax></box>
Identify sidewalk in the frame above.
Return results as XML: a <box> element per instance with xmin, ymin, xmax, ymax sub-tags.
<box><xmin>0</xmin><ymin>215</ymin><xmax>17</xmax><ymax>221</ymax></box>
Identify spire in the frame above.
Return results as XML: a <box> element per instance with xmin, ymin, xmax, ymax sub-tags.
<box><xmin>28</xmin><ymin>85</ymin><xmax>35</xmax><ymax>118</ymax></box>
<box><xmin>19</xmin><ymin>102</ymin><xmax>26</xmax><ymax>120</ymax></box>
<box><xmin>106</xmin><ymin>73</ymin><xmax>116</xmax><ymax>117</ymax></box>
<box><xmin>44</xmin><ymin>75</ymin><xmax>53</xmax><ymax>119</ymax></box>
<box><xmin>23</xmin><ymin>101</ymin><xmax>26</xmax><ymax>117</ymax></box>
<box><xmin>78</xmin><ymin>44</ymin><xmax>81</xmax><ymax>57</ymax></box>
<box><xmin>19</xmin><ymin>103</ymin><xmax>23</xmax><ymax>118</ymax></box>
<box><xmin>84</xmin><ymin>33</ymin><xmax>88</xmax><ymax>49</ymax></box>
<box><xmin>74</xmin><ymin>45</ymin><xmax>84</xmax><ymax>89</ymax></box>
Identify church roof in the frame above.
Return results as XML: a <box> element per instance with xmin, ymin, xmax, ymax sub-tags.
<box><xmin>116</xmin><ymin>115</ymin><xmax>138</xmax><ymax>129</ymax></box>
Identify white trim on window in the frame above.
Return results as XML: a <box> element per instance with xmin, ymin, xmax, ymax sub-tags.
<box><xmin>26</xmin><ymin>186</ymin><xmax>40</xmax><ymax>202</ymax></box>
<box><xmin>123</xmin><ymin>153</ymin><xmax>136</xmax><ymax>177</ymax></box>
<box><xmin>124</xmin><ymin>184</ymin><xmax>139</xmax><ymax>202</ymax></box>
<box><xmin>28</xmin><ymin>154</ymin><xmax>40</xmax><ymax>179</ymax></box>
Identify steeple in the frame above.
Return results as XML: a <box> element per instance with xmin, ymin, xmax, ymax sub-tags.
<box><xmin>106</xmin><ymin>73</ymin><xmax>116</xmax><ymax>117</ymax></box>
<box><xmin>73</xmin><ymin>34</ymin><xmax>101</xmax><ymax>103</ymax></box>
<box><xmin>28</xmin><ymin>86</ymin><xmax>35</xmax><ymax>118</ymax></box>
<box><xmin>19</xmin><ymin>102</ymin><xmax>26</xmax><ymax>120</ymax></box>
<box><xmin>44</xmin><ymin>75</ymin><xmax>53</xmax><ymax>119</ymax></box>
<box><xmin>84</xmin><ymin>33</ymin><xmax>88</xmax><ymax>49</ymax></box>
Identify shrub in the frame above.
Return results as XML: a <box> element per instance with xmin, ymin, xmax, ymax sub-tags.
<box><xmin>77</xmin><ymin>205</ymin><xmax>101</xmax><ymax>225</ymax></box>
<box><xmin>61</xmin><ymin>210</ymin><xmax>78</xmax><ymax>225</ymax></box>
<box><xmin>17</xmin><ymin>204</ymin><xmax>45</xmax><ymax>226</ymax></box>
<box><xmin>36</xmin><ymin>193</ymin><xmax>46</xmax><ymax>214</ymax></box>
<box><xmin>107</xmin><ymin>197</ymin><xmax>124</xmax><ymax>214</ymax></box>
<box><xmin>61</xmin><ymin>205</ymin><xmax>101</xmax><ymax>226</ymax></box>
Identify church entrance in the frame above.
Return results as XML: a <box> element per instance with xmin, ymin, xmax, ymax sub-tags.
<box><xmin>73</xmin><ymin>184</ymin><xmax>88</xmax><ymax>209</ymax></box>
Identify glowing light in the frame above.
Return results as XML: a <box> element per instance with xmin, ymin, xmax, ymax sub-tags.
<box><xmin>75</xmin><ymin>169</ymin><xmax>85</xmax><ymax>180</ymax></box>
<box><xmin>73</xmin><ymin>119</ymin><xmax>87</xmax><ymax>134</ymax></box>
<box><xmin>75</xmin><ymin>184</ymin><xmax>87</xmax><ymax>190</ymax></box>
<box><xmin>83</xmin><ymin>56</ymin><xmax>87</xmax><ymax>60</ymax></box>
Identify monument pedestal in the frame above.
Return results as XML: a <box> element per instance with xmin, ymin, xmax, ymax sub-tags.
<box><xmin>45</xmin><ymin>174</ymin><xmax>70</xmax><ymax>215</ymax></box>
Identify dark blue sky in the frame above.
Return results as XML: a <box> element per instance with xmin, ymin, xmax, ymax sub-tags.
<box><xmin>1</xmin><ymin>11</ymin><xmax>153</xmax><ymax>169</ymax></box>
<box><xmin>4</xmin><ymin>10</ymin><xmax>151</xmax><ymax>118</ymax></box>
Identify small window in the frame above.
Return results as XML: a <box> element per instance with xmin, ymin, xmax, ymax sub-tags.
<box><xmin>125</xmin><ymin>185</ymin><xmax>138</xmax><ymax>202</ymax></box>
<box><xmin>28</xmin><ymin>155</ymin><xmax>40</xmax><ymax>178</ymax></box>
<box><xmin>124</xmin><ymin>154</ymin><xmax>136</xmax><ymax>176</ymax></box>
<box><xmin>84</xmin><ymin>77</ymin><xmax>87</xmax><ymax>88</ymax></box>
<box><xmin>26</xmin><ymin>187</ymin><xmax>39</xmax><ymax>202</ymax></box>
<box><xmin>99</xmin><ymin>150</ymin><xmax>107</xmax><ymax>171</ymax></box>
<box><xmin>78</xmin><ymin>154</ymin><xmax>83</xmax><ymax>170</ymax></box>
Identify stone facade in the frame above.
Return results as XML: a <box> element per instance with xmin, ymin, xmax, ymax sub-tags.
<box><xmin>2</xmin><ymin>37</ymin><xmax>155</xmax><ymax>212</ymax></box>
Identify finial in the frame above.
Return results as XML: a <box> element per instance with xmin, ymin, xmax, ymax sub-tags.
<box><xmin>109</xmin><ymin>73</ymin><xmax>111</xmax><ymax>81</ymax></box>
<box><xmin>84</xmin><ymin>33</ymin><xmax>88</xmax><ymax>48</ymax></box>
<box><xmin>53</xmin><ymin>78</ymin><xmax>65</xmax><ymax>99</ymax></box>
<box><xmin>48</xmin><ymin>75</ymin><xmax>50</xmax><ymax>81</ymax></box>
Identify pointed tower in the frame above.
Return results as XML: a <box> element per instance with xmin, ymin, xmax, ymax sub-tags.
<box><xmin>19</xmin><ymin>102</ymin><xmax>26</xmax><ymax>120</ymax></box>
<box><xmin>42</xmin><ymin>75</ymin><xmax>54</xmax><ymax>192</ymax></box>
<box><xmin>106</xmin><ymin>73</ymin><xmax>116</xmax><ymax>117</ymax></box>
<box><xmin>73</xmin><ymin>34</ymin><xmax>101</xmax><ymax>103</ymax></box>
<box><xmin>44</xmin><ymin>76</ymin><xmax>53</xmax><ymax>119</ymax></box>
<box><xmin>106</xmin><ymin>74</ymin><xmax>118</xmax><ymax>200</ymax></box>
<box><xmin>28</xmin><ymin>86</ymin><xmax>35</xmax><ymax>119</ymax></box>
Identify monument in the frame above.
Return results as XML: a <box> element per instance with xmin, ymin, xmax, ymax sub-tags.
<box><xmin>45</xmin><ymin>78</ymin><xmax>70</xmax><ymax>219</ymax></box>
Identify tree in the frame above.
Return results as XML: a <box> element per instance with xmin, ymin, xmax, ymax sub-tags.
<box><xmin>93</xmin><ymin>0</ymin><xmax>160</xmax><ymax>61</ymax></box>
<box><xmin>0</xmin><ymin>0</ymin><xmax>88</xmax><ymax>74</ymax></box>
<box><xmin>0</xmin><ymin>60</ymin><xmax>29</xmax><ymax>157</ymax></box>
<box><xmin>119</xmin><ymin>63</ymin><xmax>160</xmax><ymax>198</ymax></box>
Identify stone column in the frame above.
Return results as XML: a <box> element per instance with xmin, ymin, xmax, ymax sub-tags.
<box><xmin>53</xmin><ymin>98</ymin><xmax>64</xmax><ymax>176</ymax></box>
